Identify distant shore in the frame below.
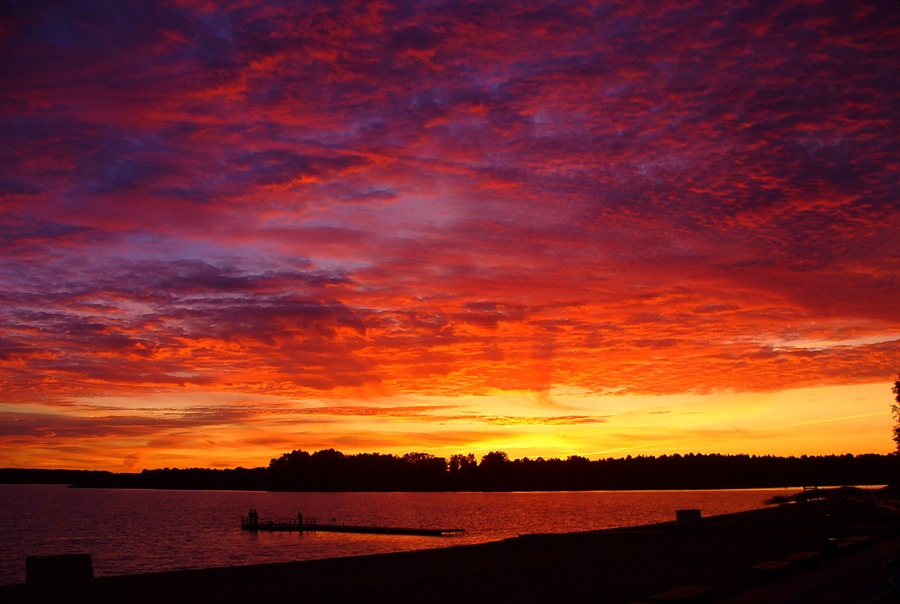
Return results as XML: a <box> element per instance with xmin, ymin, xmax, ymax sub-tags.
<box><xmin>1</xmin><ymin>450</ymin><xmax>896</xmax><ymax>492</ymax></box>
<box><xmin>2</xmin><ymin>488</ymin><xmax>898</xmax><ymax>603</ymax></box>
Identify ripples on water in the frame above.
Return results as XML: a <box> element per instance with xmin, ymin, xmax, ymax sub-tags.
<box><xmin>0</xmin><ymin>484</ymin><xmax>794</xmax><ymax>584</ymax></box>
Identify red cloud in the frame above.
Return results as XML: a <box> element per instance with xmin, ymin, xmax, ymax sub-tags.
<box><xmin>2</xmin><ymin>1</ymin><xmax>897</xmax><ymax>467</ymax></box>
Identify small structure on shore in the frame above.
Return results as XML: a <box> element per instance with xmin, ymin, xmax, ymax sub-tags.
<box><xmin>676</xmin><ymin>508</ymin><xmax>702</xmax><ymax>528</ymax></box>
<box><xmin>240</xmin><ymin>514</ymin><xmax>464</xmax><ymax>537</ymax></box>
<box><xmin>26</xmin><ymin>553</ymin><xmax>94</xmax><ymax>604</ymax></box>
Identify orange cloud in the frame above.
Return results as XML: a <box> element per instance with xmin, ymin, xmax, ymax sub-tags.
<box><xmin>2</xmin><ymin>0</ymin><xmax>897</xmax><ymax>469</ymax></box>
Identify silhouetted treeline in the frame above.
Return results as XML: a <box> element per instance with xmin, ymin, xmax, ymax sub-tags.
<box><xmin>0</xmin><ymin>468</ymin><xmax>120</xmax><ymax>485</ymax></box>
<box><xmin>2</xmin><ymin>450</ymin><xmax>897</xmax><ymax>491</ymax></box>
<box><xmin>0</xmin><ymin>467</ymin><xmax>269</xmax><ymax>490</ymax></box>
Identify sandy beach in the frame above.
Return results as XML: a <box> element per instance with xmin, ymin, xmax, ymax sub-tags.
<box><xmin>3</xmin><ymin>492</ymin><xmax>898</xmax><ymax>603</ymax></box>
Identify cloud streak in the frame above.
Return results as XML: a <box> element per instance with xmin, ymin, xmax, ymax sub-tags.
<box><xmin>1</xmin><ymin>0</ymin><xmax>897</xmax><ymax>468</ymax></box>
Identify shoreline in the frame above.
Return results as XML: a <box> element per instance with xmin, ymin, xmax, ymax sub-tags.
<box><xmin>3</xmin><ymin>454</ymin><xmax>895</xmax><ymax>492</ymax></box>
<box><xmin>0</xmin><ymin>481</ymin><xmax>889</xmax><ymax>492</ymax></box>
<box><xmin>2</xmin><ymin>491</ymin><xmax>898</xmax><ymax>603</ymax></box>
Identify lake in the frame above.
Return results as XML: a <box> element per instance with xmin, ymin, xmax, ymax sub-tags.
<box><xmin>0</xmin><ymin>484</ymin><xmax>796</xmax><ymax>585</ymax></box>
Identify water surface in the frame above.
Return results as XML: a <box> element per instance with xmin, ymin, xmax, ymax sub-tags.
<box><xmin>0</xmin><ymin>485</ymin><xmax>794</xmax><ymax>584</ymax></box>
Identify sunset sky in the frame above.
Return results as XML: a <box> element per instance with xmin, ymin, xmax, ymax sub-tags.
<box><xmin>1</xmin><ymin>0</ymin><xmax>898</xmax><ymax>471</ymax></box>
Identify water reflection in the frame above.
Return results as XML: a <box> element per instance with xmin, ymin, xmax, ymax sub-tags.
<box><xmin>0</xmin><ymin>485</ymin><xmax>794</xmax><ymax>584</ymax></box>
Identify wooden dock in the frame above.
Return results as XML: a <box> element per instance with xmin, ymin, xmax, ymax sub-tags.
<box><xmin>240</xmin><ymin>517</ymin><xmax>464</xmax><ymax>537</ymax></box>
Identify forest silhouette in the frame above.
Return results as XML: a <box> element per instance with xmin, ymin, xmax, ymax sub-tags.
<box><xmin>2</xmin><ymin>449</ymin><xmax>896</xmax><ymax>492</ymax></box>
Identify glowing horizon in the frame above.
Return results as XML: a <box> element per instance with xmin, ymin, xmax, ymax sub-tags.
<box><xmin>1</xmin><ymin>1</ymin><xmax>898</xmax><ymax>471</ymax></box>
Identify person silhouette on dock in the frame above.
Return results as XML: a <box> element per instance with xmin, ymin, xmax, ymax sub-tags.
<box><xmin>249</xmin><ymin>509</ymin><xmax>258</xmax><ymax>527</ymax></box>
<box><xmin>298</xmin><ymin>512</ymin><xmax>303</xmax><ymax>526</ymax></box>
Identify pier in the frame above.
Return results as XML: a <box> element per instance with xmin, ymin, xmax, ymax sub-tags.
<box><xmin>240</xmin><ymin>516</ymin><xmax>465</xmax><ymax>537</ymax></box>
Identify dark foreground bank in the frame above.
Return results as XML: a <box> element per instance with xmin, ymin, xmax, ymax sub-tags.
<box><xmin>3</xmin><ymin>490</ymin><xmax>898</xmax><ymax>604</ymax></box>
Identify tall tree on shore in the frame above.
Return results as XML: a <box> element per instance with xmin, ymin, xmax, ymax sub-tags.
<box><xmin>892</xmin><ymin>374</ymin><xmax>900</xmax><ymax>453</ymax></box>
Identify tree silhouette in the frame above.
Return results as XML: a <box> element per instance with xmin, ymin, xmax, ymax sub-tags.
<box><xmin>480</xmin><ymin>451</ymin><xmax>509</xmax><ymax>467</ymax></box>
<box><xmin>892</xmin><ymin>374</ymin><xmax>900</xmax><ymax>453</ymax></box>
<box><xmin>448</xmin><ymin>453</ymin><xmax>476</xmax><ymax>472</ymax></box>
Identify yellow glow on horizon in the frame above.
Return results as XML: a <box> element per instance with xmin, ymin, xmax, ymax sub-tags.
<box><xmin>770</xmin><ymin>411</ymin><xmax>887</xmax><ymax>430</ymax></box>
<box><xmin>0</xmin><ymin>381</ymin><xmax>894</xmax><ymax>471</ymax></box>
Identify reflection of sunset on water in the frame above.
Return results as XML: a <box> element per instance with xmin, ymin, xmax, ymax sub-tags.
<box><xmin>0</xmin><ymin>485</ymin><xmax>797</xmax><ymax>584</ymax></box>
<box><xmin>1</xmin><ymin>1</ymin><xmax>897</xmax><ymax>470</ymax></box>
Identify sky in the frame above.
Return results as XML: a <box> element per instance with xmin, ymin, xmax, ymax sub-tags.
<box><xmin>1</xmin><ymin>0</ymin><xmax>898</xmax><ymax>471</ymax></box>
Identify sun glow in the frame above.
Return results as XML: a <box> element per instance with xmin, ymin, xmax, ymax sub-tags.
<box><xmin>0</xmin><ymin>382</ymin><xmax>893</xmax><ymax>471</ymax></box>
